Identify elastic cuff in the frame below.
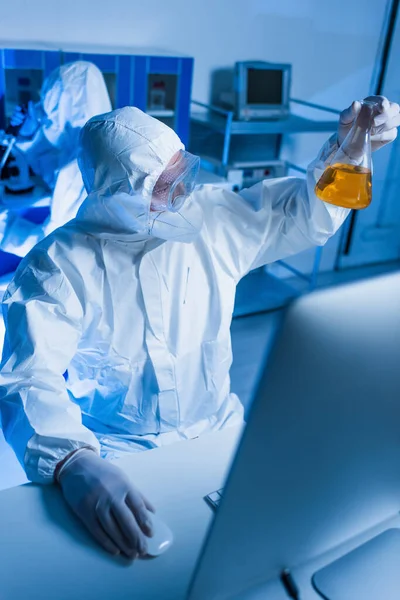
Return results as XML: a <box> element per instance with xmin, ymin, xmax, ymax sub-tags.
<box><xmin>55</xmin><ymin>446</ymin><xmax>96</xmax><ymax>483</ymax></box>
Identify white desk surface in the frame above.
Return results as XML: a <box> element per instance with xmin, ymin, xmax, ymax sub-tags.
<box><xmin>0</xmin><ymin>425</ymin><xmax>241</xmax><ymax>600</ymax></box>
<box><xmin>1</xmin><ymin>424</ymin><xmax>399</xmax><ymax>600</ymax></box>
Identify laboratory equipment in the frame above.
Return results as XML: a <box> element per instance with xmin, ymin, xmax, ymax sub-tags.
<box><xmin>0</xmin><ymin>46</ymin><xmax>194</xmax><ymax>145</ymax></box>
<box><xmin>0</xmin><ymin>106</ymin><xmax>35</xmax><ymax>196</ymax></box>
<box><xmin>195</xmin><ymin>168</ymin><xmax>234</xmax><ymax>190</ymax></box>
<box><xmin>315</xmin><ymin>100</ymin><xmax>377</xmax><ymax>210</ymax></box>
<box><xmin>0</xmin><ymin>49</ymin><xmax>60</xmax><ymax>131</ymax></box>
<box><xmin>0</xmin><ymin>143</ymin><xmax>34</xmax><ymax>195</ymax></box>
<box><xmin>189</xmin><ymin>273</ymin><xmax>400</xmax><ymax>599</ymax></box>
<box><xmin>217</xmin><ymin>61</ymin><xmax>292</xmax><ymax>121</ymax></box>
<box><xmin>0</xmin><ymin>104</ymin><xmax>26</xmax><ymax>173</ymax></box>
<box><xmin>3</xmin><ymin>69</ymin><xmax>43</xmax><ymax>121</ymax></box>
<box><xmin>149</xmin><ymin>80</ymin><xmax>167</xmax><ymax>111</ymax></box>
<box><xmin>316</xmin><ymin>163</ymin><xmax>372</xmax><ymax>209</ymax></box>
<box><xmin>222</xmin><ymin>160</ymin><xmax>287</xmax><ymax>192</ymax></box>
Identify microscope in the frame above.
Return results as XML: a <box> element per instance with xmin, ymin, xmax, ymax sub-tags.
<box><xmin>0</xmin><ymin>106</ymin><xmax>35</xmax><ymax>198</ymax></box>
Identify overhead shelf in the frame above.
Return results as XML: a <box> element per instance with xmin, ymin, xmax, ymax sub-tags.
<box><xmin>147</xmin><ymin>109</ymin><xmax>175</xmax><ymax>118</ymax></box>
<box><xmin>190</xmin><ymin>111</ymin><xmax>337</xmax><ymax>135</ymax></box>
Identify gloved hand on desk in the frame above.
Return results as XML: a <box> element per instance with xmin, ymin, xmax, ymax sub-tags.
<box><xmin>56</xmin><ymin>448</ymin><xmax>155</xmax><ymax>558</ymax></box>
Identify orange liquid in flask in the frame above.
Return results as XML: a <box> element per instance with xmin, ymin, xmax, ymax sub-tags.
<box><xmin>315</xmin><ymin>163</ymin><xmax>372</xmax><ymax>210</ymax></box>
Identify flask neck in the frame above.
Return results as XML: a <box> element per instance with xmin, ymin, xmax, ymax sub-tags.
<box><xmin>339</xmin><ymin>101</ymin><xmax>376</xmax><ymax>165</ymax></box>
<box><xmin>353</xmin><ymin>101</ymin><xmax>376</xmax><ymax>133</ymax></box>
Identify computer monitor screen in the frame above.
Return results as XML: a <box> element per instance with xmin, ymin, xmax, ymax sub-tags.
<box><xmin>246</xmin><ymin>68</ymin><xmax>283</xmax><ymax>105</ymax></box>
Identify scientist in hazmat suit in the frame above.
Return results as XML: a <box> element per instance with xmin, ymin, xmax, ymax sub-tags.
<box><xmin>0</xmin><ymin>60</ymin><xmax>112</xmax><ymax>256</ymax></box>
<box><xmin>0</xmin><ymin>97</ymin><xmax>399</xmax><ymax>558</ymax></box>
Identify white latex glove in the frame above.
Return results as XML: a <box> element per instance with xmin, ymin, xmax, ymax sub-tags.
<box><xmin>58</xmin><ymin>449</ymin><xmax>155</xmax><ymax>558</ymax></box>
<box><xmin>338</xmin><ymin>95</ymin><xmax>400</xmax><ymax>151</ymax></box>
<box><xmin>10</xmin><ymin>101</ymin><xmax>40</xmax><ymax>138</ymax></box>
<box><xmin>9</xmin><ymin>105</ymin><xmax>26</xmax><ymax>128</ymax></box>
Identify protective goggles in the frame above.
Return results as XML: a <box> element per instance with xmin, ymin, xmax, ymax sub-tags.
<box><xmin>151</xmin><ymin>150</ymin><xmax>200</xmax><ymax>213</ymax></box>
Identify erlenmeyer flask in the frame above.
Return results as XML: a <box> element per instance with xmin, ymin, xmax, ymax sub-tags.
<box><xmin>315</xmin><ymin>100</ymin><xmax>378</xmax><ymax>210</ymax></box>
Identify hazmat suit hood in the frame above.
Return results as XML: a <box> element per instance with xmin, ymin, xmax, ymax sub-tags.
<box><xmin>76</xmin><ymin>107</ymin><xmax>203</xmax><ymax>242</ymax></box>
<box><xmin>24</xmin><ymin>61</ymin><xmax>112</xmax><ymax>184</ymax></box>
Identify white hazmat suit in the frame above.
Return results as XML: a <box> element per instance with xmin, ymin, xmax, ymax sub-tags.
<box><xmin>0</xmin><ymin>107</ymin><xmax>349</xmax><ymax>484</ymax></box>
<box><xmin>0</xmin><ymin>61</ymin><xmax>112</xmax><ymax>257</ymax></box>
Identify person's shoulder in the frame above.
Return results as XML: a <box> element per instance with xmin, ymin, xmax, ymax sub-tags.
<box><xmin>36</xmin><ymin>222</ymin><xmax>99</xmax><ymax>261</ymax></box>
<box><xmin>48</xmin><ymin>221</ymin><xmax>98</xmax><ymax>247</ymax></box>
<box><xmin>6</xmin><ymin>226</ymin><xmax>101</xmax><ymax>304</ymax></box>
<box><xmin>15</xmin><ymin>223</ymin><xmax>99</xmax><ymax>283</ymax></box>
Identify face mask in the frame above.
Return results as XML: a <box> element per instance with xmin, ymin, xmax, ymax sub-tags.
<box><xmin>151</xmin><ymin>150</ymin><xmax>200</xmax><ymax>213</ymax></box>
<box><xmin>149</xmin><ymin>196</ymin><xmax>203</xmax><ymax>243</ymax></box>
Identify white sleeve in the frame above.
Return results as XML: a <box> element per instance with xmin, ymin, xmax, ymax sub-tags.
<box><xmin>0</xmin><ymin>249</ymin><xmax>100</xmax><ymax>484</ymax></box>
<box><xmin>202</xmin><ymin>136</ymin><xmax>350</xmax><ymax>281</ymax></box>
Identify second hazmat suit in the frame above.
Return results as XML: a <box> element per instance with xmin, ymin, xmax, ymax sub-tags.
<box><xmin>0</xmin><ymin>61</ymin><xmax>112</xmax><ymax>257</ymax></box>
<box><xmin>0</xmin><ymin>107</ymin><xmax>350</xmax><ymax>484</ymax></box>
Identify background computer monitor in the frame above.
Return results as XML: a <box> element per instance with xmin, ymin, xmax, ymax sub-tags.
<box><xmin>235</xmin><ymin>61</ymin><xmax>291</xmax><ymax>120</ymax></box>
